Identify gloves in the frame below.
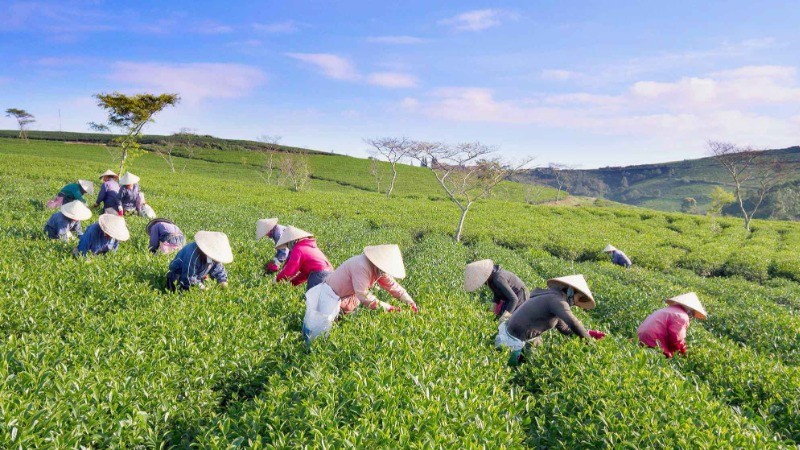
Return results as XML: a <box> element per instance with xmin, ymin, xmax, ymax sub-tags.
<box><xmin>493</xmin><ymin>301</ymin><xmax>504</xmax><ymax>316</ymax></box>
<box><xmin>410</xmin><ymin>302</ymin><xmax>419</xmax><ymax>313</ymax></box>
<box><xmin>387</xmin><ymin>305</ymin><xmax>401</xmax><ymax>312</ymax></box>
<box><xmin>399</xmin><ymin>292</ymin><xmax>414</xmax><ymax>305</ymax></box>
<box><xmin>219</xmin><ymin>281</ymin><xmax>229</xmax><ymax>289</ymax></box>
<box><xmin>117</xmin><ymin>208</ymin><xmax>124</xmax><ymax>216</ymax></box>
<box><xmin>663</xmin><ymin>351</ymin><xmax>674</xmax><ymax>359</ymax></box>
<box><xmin>677</xmin><ymin>342</ymin><xmax>687</xmax><ymax>355</ymax></box>
<box><xmin>588</xmin><ymin>330</ymin><xmax>606</xmax><ymax>340</ymax></box>
<box><xmin>265</xmin><ymin>262</ymin><xmax>280</xmax><ymax>274</ymax></box>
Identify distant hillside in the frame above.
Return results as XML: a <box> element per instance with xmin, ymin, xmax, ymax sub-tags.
<box><xmin>519</xmin><ymin>146</ymin><xmax>800</xmax><ymax>220</ymax></box>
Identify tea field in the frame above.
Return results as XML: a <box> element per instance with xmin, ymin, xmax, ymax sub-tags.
<box><xmin>1</xmin><ymin>137</ymin><xmax>800</xmax><ymax>448</ymax></box>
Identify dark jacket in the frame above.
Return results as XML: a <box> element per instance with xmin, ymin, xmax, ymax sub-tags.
<box><xmin>506</xmin><ymin>288</ymin><xmax>590</xmax><ymax>341</ymax></box>
<box><xmin>487</xmin><ymin>266</ymin><xmax>529</xmax><ymax>318</ymax></box>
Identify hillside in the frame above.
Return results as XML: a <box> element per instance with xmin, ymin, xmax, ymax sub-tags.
<box><xmin>2</xmin><ymin>138</ymin><xmax>800</xmax><ymax>447</ymax></box>
<box><xmin>521</xmin><ymin>146</ymin><xmax>800</xmax><ymax>220</ymax></box>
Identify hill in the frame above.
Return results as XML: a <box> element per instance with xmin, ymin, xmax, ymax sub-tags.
<box><xmin>1</xmin><ymin>137</ymin><xmax>800</xmax><ymax>447</ymax></box>
<box><xmin>520</xmin><ymin>146</ymin><xmax>800</xmax><ymax>220</ymax></box>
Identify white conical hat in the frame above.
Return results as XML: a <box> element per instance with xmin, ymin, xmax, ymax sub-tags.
<box><xmin>464</xmin><ymin>259</ymin><xmax>494</xmax><ymax>292</ymax></box>
<box><xmin>195</xmin><ymin>231</ymin><xmax>234</xmax><ymax>264</ymax></box>
<box><xmin>98</xmin><ymin>213</ymin><xmax>130</xmax><ymax>241</ymax></box>
<box><xmin>61</xmin><ymin>201</ymin><xmax>92</xmax><ymax>221</ymax></box>
<box><xmin>118</xmin><ymin>172</ymin><xmax>140</xmax><ymax>185</ymax></box>
<box><xmin>99</xmin><ymin>169</ymin><xmax>118</xmax><ymax>179</ymax></box>
<box><xmin>666</xmin><ymin>292</ymin><xmax>707</xmax><ymax>320</ymax></box>
<box><xmin>78</xmin><ymin>179</ymin><xmax>94</xmax><ymax>195</ymax></box>
<box><xmin>547</xmin><ymin>274</ymin><xmax>596</xmax><ymax>310</ymax></box>
<box><xmin>603</xmin><ymin>244</ymin><xmax>617</xmax><ymax>252</ymax></box>
<box><xmin>275</xmin><ymin>226</ymin><xmax>313</xmax><ymax>249</ymax></box>
<box><xmin>364</xmin><ymin>244</ymin><xmax>406</xmax><ymax>279</ymax></box>
<box><xmin>256</xmin><ymin>218</ymin><xmax>279</xmax><ymax>240</ymax></box>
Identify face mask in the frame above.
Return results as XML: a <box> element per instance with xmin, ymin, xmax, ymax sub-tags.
<box><xmin>566</xmin><ymin>287</ymin><xmax>576</xmax><ymax>305</ymax></box>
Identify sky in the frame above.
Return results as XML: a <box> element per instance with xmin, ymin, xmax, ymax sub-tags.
<box><xmin>1</xmin><ymin>0</ymin><xmax>799</xmax><ymax>168</ymax></box>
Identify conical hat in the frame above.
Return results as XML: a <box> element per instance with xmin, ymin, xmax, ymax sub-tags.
<box><xmin>99</xmin><ymin>170</ymin><xmax>118</xmax><ymax>179</ymax></box>
<box><xmin>364</xmin><ymin>244</ymin><xmax>406</xmax><ymax>279</ymax></box>
<box><xmin>256</xmin><ymin>218</ymin><xmax>279</xmax><ymax>240</ymax></box>
<box><xmin>464</xmin><ymin>259</ymin><xmax>494</xmax><ymax>292</ymax></box>
<box><xmin>603</xmin><ymin>244</ymin><xmax>617</xmax><ymax>252</ymax></box>
<box><xmin>118</xmin><ymin>172</ymin><xmax>140</xmax><ymax>185</ymax></box>
<box><xmin>146</xmin><ymin>218</ymin><xmax>175</xmax><ymax>234</ymax></box>
<box><xmin>666</xmin><ymin>292</ymin><xmax>707</xmax><ymax>320</ymax></box>
<box><xmin>98</xmin><ymin>214</ymin><xmax>130</xmax><ymax>241</ymax></box>
<box><xmin>195</xmin><ymin>231</ymin><xmax>234</xmax><ymax>264</ymax></box>
<box><xmin>275</xmin><ymin>226</ymin><xmax>313</xmax><ymax>249</ymax></box>
<box><xmin>78</xmin><ymin>179</ymin><xmax>94</xmax><ymax>195</ymax></box>
<box><xmin>61</xmin><ymin>201</ymin><xmax>92</xmax><ymax>221</ymax></box>
<box><xmin>547</xmin><ymin>274</ymin><xmax>596</xmax><ymax>310</ymax></box>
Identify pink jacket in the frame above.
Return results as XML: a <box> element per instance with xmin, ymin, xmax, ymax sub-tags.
<box><xmin>637</xmin><ymin>304</ymin><xmax>690</xmax><ymax>357</ymax></box>
<box><xmin>325</xmin><ymin>254</ymin><xmax>408</xmax><ymax>313</ymax></box>
<box><xmin>276</xmin><ymin>238</ymin><xmax>334</xmax><ymax>286</ymax></box>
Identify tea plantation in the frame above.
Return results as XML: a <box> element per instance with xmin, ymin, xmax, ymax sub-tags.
<box><xmin>1</xmin><ymin>137</ymin><xmax>799</xmax><ymax>448</ymax></box>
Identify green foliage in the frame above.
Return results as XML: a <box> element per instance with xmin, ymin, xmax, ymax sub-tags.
<box><xmin>708</xmin><ymin>186</ymin><xmax>736</xmax><ymax>216</ymax></box>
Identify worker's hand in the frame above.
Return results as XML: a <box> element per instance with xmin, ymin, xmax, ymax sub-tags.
<box><xmin>663</xmin><ymin>351</ymin><xmax>674</xmax><ymax>359</ymax></box>
<box><xmin>677</xmin><ymin>343</ymin><xmax>687</xmax><ymax>355</ymax></box>
<box><xmin>198</xmin><ymin>282</ymin><xmax>206</xmax><ymax>291</ymax></box>
<box><xmin>400</xmin><ymin>292</ymin><xmax>414</xmax><ymax>305</ymax></box>
<box><xmin>409</xmin><ymin>302</ymin><xmax>419</xmax><ymax>313</ymax></box>
<box><xmin>493</xmin><ymin>302</ymin><xmax>504</xmax><ymax>316</ymax></box>
<box><xmin>219</xmin><ymin>281</ymin><xmax>229</xmax><ymax>289</ymax></box>
<box><xmin>117</xmin><ymin>208</ymin><xmax>124</xmax><ymax>216</ymax></box>
<box><xmin>265</xmin><ymin>262</ymin><xmax>280</xmax><ymax>274</ymax></box>
<box><xmin>588</xmin><ymin>330</ymin><xmax>606</xmax><ymax>340</ymax></box>
<box><xmin>387</xmin><ymin>305</ymin><xmax>401</xmax><ymax>313</ymax></box>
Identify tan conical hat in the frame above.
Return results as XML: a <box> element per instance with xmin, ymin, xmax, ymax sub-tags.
<box><xmin>78</xmin><ymin>179</ymin><xmax>94</xmax><ymax>195</ymax></box>
<box><xmin>275</xmin><ymin>226</ymin><xmax>313</xmax><ymax>249</ymax></box>
<box><xmin>98</xmin><ymin>213</ymin><xmax>130</xmax><ymax>241</ymax></box>
<box><xmin>603</xmin><ymin>244</ymin><xmax>617</xmax><ymax>253</ymax></box>
<box><xmin>118</xmin><ymin>172</ymin><xmax>140</xmax><ymax>185</ymax></box>
<box><xmin>464</xmin><ymin>259</ymin><xmax>494</xmax><ymax>292</ymax></box>
<box><xmin>666</xmin><ymin>292</ymin><xmax>707</xmax><ymax>320</ymax></box>
<box><xmin>61</xmin><ymin>201</ymin><xmax>92</xmax><ymax>221</ymax></box>
<box><xmin>364</xmin><ymin>244</ymin><xmax>406</xmax><ymax>279</ymax></box>
<box><xmin>547</xmin><ymin>274</ymin><xmax>596</xmax><ymax>310</ymax></box>
<box><xmin>256</xmin><ymin>218</ymin><xmax>279</xmax><ymax>240</ymax></box>
<box><xmin>99</xmin><ymin>170</ymin><xmax>118</xmax><ymax>179</ymax></box>
<box><xmin>195</xmin><ymin>231</ymin><xmax>234</xmax><ymax>264</ymax></box>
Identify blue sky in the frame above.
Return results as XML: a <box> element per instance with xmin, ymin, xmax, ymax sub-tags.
<box><xmin>1</xmin><ymin>0</ymin><xmax>799</xmax><ymax>168</ymax></box>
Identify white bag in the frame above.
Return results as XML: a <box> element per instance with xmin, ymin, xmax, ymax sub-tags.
<box><xmin>495</xmin><ymin>322</ymin><xmax>525</xmax><ymax>351</ymax></box>
<box><xmin>303</xmin><ymin>283</ymin><xmax>341</xmax><ymax>342</ymax></box>
<box><xmin>140</xmin><ymin>204</ymin><xmax>156</xmax><ymax>219</ymax></box>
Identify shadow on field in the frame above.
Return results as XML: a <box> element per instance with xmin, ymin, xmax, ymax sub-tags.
<box><xmin>134</xmin><ymin>269</ymin><xmax>170</xmax><ymax>292</ymax></box>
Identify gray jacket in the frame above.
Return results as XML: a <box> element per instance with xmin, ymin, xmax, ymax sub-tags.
<box><xmin>506</xmin><ymin>288</ymin><xmax>590</xmax><ymax>341</ymax></box>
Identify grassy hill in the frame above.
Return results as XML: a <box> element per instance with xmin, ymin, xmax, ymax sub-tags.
<box><xmin>521</xmin><ymin>146</ymin><xmax>800</xmax><ymax>219</ymax></box>
<box><xmin>2</xmin><ymin>137</ymin><xmax>800</xmax><ymax>447</ymax></box>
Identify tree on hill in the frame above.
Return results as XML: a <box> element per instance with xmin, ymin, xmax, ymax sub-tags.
<box><xmin>681</xmin><ymin>197</ymin><xmax>698</xmax><ymax>214</ymax></box>
<box><xmin>412</xmin><ymin>141</ymin><xmax>532</xmax><ymax>242</ymax></box>
<box><xmin>5</xmin><ymin>108</ymin><xmax>35</xmax><ymax>142</ymax></box>
<box><xmin>256</xmin><ymin>134</ymin><xmax>283</xmax><ymax>184</ymax></box>
<box><xmin>708</xmin><ymin>141</ymin><xmax>787</xmax><ymax>231</ymax></box>
<box><xmin>365</xmin><ymin>137</ymin><xmax>414</xmax><ymax>198</ymax></box>
<box><xmin>90</xmin><ymin>92</ymin><xmax>180</xmax><ymax>173</ymax></box>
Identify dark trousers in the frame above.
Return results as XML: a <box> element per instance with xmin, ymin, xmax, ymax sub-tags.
<box><xmin>306</xmin><ymin>270</ymin><xmax>332</xmax><ymax>292</ymax></box>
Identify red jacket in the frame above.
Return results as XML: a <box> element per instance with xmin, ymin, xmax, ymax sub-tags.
<box><xmin>637</xmin><ymin>304</ymin><xmax>690</xmax><ymax>357</ymax></box>
<box><xmin>276</xmin><ymin>238</ymin><xmax>334</xmax><ymax>286</ymax></box>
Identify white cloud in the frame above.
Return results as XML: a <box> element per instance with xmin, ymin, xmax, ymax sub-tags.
<box><xmin>286</xmin><ymin>53</ymin><xmax>360</xmax><ymax>81</ymax></box>
<box><xmin>438</xmin><ymin>9</ymin><xmax>516</xmax><ymax>32</ymax></box>
<box><xmin>192</xmin><ymin>20</ymin><xmax>234</xmax><ymax>34</ymax></box>
<box><xmin>367</xmin><ymin>72</ymin><xmax>418</xmax><ymax>88</ymax></box>
<box><xmin>541</xmin><ymin>69</ymin><xmax>585</xmax><ymax>81</ymax></box>
<box><xmin>108</xmin><ymin>62</ymin><xmax>267</xmax><ymax>104</ymax></box>
<box><xmin>367</xmin><ymin>35</ymin><xmax>426</xmax><ymax>44</ymax></box>
<box><xmin>253</xmin><ymin>21</ymin><xmax>299</xmax><ymax>33</ymax></box>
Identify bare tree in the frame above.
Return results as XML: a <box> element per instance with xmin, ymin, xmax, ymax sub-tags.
<box><xmin>413</xmin><ymin>141</ymin><xmax>533</xmax><ymax>242</ymax></box>
<box><xmin>278</xmin><ymin>152</ymin><xmax>311</xmax><ymax>191</ymax></box>
<box><xmin>365</xmin><ymin>137</ymin><xmax>413</xmax><ymax>198</ymax></box>
<box><xmin>548</xmin><ymin>163</ymin><xmax>574</xmax><ymax>201</ymax></box>
<box><xmin>524</xmin><ymin>183</ymin><xmax>548</xmax><ymax>204</ymax></box>
<box><xmin>155</xmin><ymin>140</ymin><xmax>178</xmax><ymax>172</ymax></box>
<box><xmin>256</xmin><ymin>134</ymin><xmax>283</xmax><ymax>184</ymax></box>
<box><xmin>369</xmin><ymin>157</ymin><xmax>384</xmax><ymax>193</ymax></box>
<box><xmin>708</xmin><ymin>141</ymin><xmax>786</xmax><ymax>231</ymax></box>
<box><xmin>6</xmin><ymin>108</ymin><xmax>35</xmax><ymax>142</ymax></box>
<box><xmin>177</xmin><ymin>128</ymin><xmax>198</xmax><ymax>173</ymax></box>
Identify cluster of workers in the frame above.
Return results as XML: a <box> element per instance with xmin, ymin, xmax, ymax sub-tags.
<box><xmin>43</xmin><ymin>172</ymin><xmax>704</xmax><ymax>359</ymax></box>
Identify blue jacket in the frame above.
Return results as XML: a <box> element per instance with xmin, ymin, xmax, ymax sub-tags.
<box><xmin>76</xmin><ymin>223</ymin><xmax>118</xmax><ymax>255</ymax></box>
<box><xmin>611</xmin><ymin>250</ymin><xmax>632</xmax><ymax>268</ymax></box>
<box><xmin>44</xmin><ymin>211</ymin><xmax>83</xmax><ymax>241</ymax></box>
<box><xmin>96</xmin><ymin>180</ymin><xmax>121</xmax><ymax>210</ymax></box>
<box><xmin>167</xmin><ymin>242</ymin><xmax>228</xmax><ymax>289</ymax></box>
<box><xmin>118</xmin><ymin>184</ymin><xmax>140</xmax><ymax>211</ymax></box>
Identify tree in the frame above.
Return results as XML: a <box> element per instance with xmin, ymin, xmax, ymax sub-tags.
<box><xmin>708</xmin><ymin>141</ymin><xmax>786</xmax><ymax>231</ymax></box>
<box><xmin>365</xmin><ymin>137</ymin><xmax>413</xmax><ymax>199</ymax></box>
<box><xmin>708</xmin><ymin>186</ymin><xmax>735</xmax><ymax>216</ymax></box>
<box><xmin>413</xmin><ymin>141</ymin><xmax>532</xmax><ymax>242</ymax></box>
<box><xmin>368</xmin><ymin>157</ymin><xmax>384</xmax><ymax>193</ymax></box>
<box><xmin>5</xmin><ymin>108</ymin><xmax>35</xmax><ymax>142</ymax></box>
<box><xmin>91</xmin><ymin>92</ymin><xmax>180</xmax><ymax>173</ymax></box>
<box><xmin>278</xmin><ymin>152</ymin><xmax>311</xmax><ymax>191</ymax></box>
<box><xmin>256</xmin><ymin>135</ymin><xmax>283</xmax><ymax>184</ymax></box>
<box><xmin>681</xmin><ymin>197</ymin><xmax>698</xmax><ymax>214</ymax></box>
<box><xmin>548</xmin><ymin>163</ymin><xmax>573</xmax><ymax>201</ymax></box>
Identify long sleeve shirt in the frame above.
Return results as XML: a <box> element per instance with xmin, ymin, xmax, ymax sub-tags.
<box><xmin>76</xmin><ymin>223</ymin><xmax>118</xmax><ymax>255</ymax></box>
<box><xmin>118</xmin><ymin>184</ymin><xmax>141</xmax><ymax>212</ymax></box>
<box><xmin>637</xmin><ymin>304</ymin><xmax>690</xmax><ymax>357</ymax></box>
<box><xmin>487</xmin><ymin>266</ymin><xmax>529</xmax><ymax>318</ymax></box>
<box><xmin>276</xmin><ymin>238</ymin><xmax>334</xmax><ymax>286</ymax></box>
<box><xmin>167</xmin><ymin>242</ymin><xmax>228</xmax><ymax>289</ymax></box>
<box><xmin>44</xmin><ymin>211</ymin><xmax>83</xmax><ymax>240</ymax></box>
<box><xmin>148</xmin><ymin>221</ymin><xmax>184</xmax><ymax>252</ymax></box>
<box><xmin>269</xmin><ymin>225</ymin><xmax>290</xmax><ymax>264</ymax></box>
<box><xmin>325</xmin><ymin>254</ymin><xmax>409</xmax><ymax>311</ymax></box>
<box><xmin>506</xmin><ymin>288</ymin><xmax>591</xmax><ymax>341</ymax></box>
<box><xmin>611</xmin><ymin>250</ymin><xmax>632</xmax><ymax>268</ymax></box>
<box><xmin>95</xmin><ymin>180</ymin><xmax>121</xmax><ymax>210</ymax></box>
<box><xmin>58</xmin><ymin>183</ymin><xmax>86</xmax><ymax>203</ymax></box>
